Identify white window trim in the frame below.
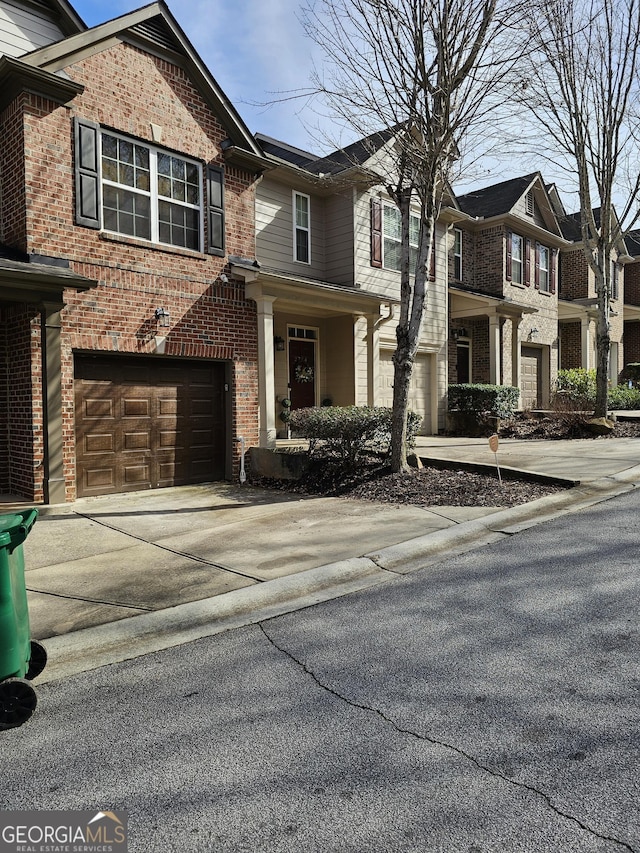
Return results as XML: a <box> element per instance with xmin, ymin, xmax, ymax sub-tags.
<box><xmin>382</xmin><ymin>202</ymin><xmax>420</xmax><ymax>272</ymax></box>
<box><xmin>454</xmin><ymin>228</ymin><xmax>463</xmax><ymax>281</ymax></box>
<box><xmin>293</xmin><ymin>191</ymin><xmax>311</xmax><ymax>264</ymax></box>
<box><xmin>100</xmin><ymin>130</ymin><xmax>204</xmax><ymax>252</ymax></box>
<box><xmin>538</xmin><ymin>244</ymin><xmax>550</xmax><ymax>292</ymax></box>
<box><xmin>512</xmin><ymin>233</ymin><xmax>524</xmax><ymax>285</ymax></box>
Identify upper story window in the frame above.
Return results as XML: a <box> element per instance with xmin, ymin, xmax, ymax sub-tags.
<box><xmin>101</xmin><ymin>133</ymin><xmax>202</xmax><ymax>250</ymax></box>
<box><xmin>73</xmin><ymin>118</ymin><xmax>224</xmax><ymax>255</ymax></box>
<box><xmin>383</xmin><ymin>204</ymin><xmax>420</xmax><ymax>272</ymax></box>
<box><xmin>293</xmin><ymin>191</ymin><xmax>310</xmax><ymax>263</ymax></box>
<box><xmin>453</xmin><ymin>228</ymin><xmax>463</xmax><ymax>280</ymax></box>
<box><xmin>537</xmin><ymin>243</ymin><xmax>550</xmax><ymax>292</ymax></box>
<box><xmin>510</xmin><ymin>233</ymin><xmax>524</xmax><ymax>284</ymax></box>
<box><xmin>611</xmin><ymin>260</ymin><xmax>620</xmax><ymax>299</ymax></box>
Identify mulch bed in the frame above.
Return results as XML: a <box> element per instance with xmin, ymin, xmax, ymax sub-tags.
<box><xmin>248</xmin><ymin>415</ymin><xmax>640</xmax><ymax>509</ymax></box>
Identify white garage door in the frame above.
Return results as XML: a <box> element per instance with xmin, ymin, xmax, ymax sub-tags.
<box><xmin>379</xmin><ymin>350</ymin><xmax>431</xmax><ymax>435</ymax></box>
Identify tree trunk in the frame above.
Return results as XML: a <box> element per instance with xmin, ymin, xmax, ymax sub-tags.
<box><xmin>390</xmin><ymin>327</ymin><xmax>414</xmax><ymax>473</ymax></box>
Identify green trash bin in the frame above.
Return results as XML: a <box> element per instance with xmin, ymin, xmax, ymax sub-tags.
<box><xmin>0</xmin><ymin>508</ymin><xmax>47</xmax><ymax>730</ymax></box>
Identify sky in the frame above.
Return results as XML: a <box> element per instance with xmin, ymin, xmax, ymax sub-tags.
<box><xmin>69</xmin><ymin>0</ymin><xmax>557</xmax><ymax>199</ymax></box>
<box><xmin>71</xmin><ymin>0</ymin><xmax>330</xmax><ymax>155</ymax></box>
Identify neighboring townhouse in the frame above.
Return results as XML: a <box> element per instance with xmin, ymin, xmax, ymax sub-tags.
<box><xmin>0</xmin><ymin>0</ymin><xmax>268</xmax><ymax>502</ymax></box>
<box><xmin>555</xmin><ymin>208</ymin><xmax>627</xmax><ymax>383</ymax></box>
<box><xmin>622</xmin><ymin>230</ymin><xmax>640</xmax><ymax>370</ymax></box>
<box><xmin>453</xmin><ymin>174</ymin><xmax>568</xmax><ymax>409</ymax></box>
<box><xmin>251</xmin><ymin>131</ymin><xmax>454</xmax><ymax>440</ymax></box>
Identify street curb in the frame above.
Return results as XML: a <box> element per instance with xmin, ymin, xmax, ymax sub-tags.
<box><xmin>36</xmin><ymin>557</ymin><xmax>390</xmax><ymax>684</ymax></box>
<box><xmin>34</xmin><ymin>465</ymin><xmax>640</xmax><ymax>683</ymax></box>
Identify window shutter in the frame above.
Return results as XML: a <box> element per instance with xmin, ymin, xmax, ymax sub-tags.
<box><xmin>506</xmin><ymin>231</ymin><xmax>512</xmax><ymax>281</ymax></box>
<box><xmin>370</xmin><ymin>197</ymin><xmax>382</xmax><ymax>268</ymax></box>
<box><xmin>428</xmin><ymin>243</ymin><xmax>436</xmax><ymax>281</ymax></box>
<box><xmin>74</xmin><ymin>117</ymin><xmax>101</xmax><ymax>229</ymax></box>
<box><xmin>534</xmin><ymin>243</ymin><xmax>540</xmax><ymax>289</ymax></box>
<box><xmin>207</xmin><ymin>166</ymin><xmax>225</xmax><ymax>256</ymax></box>
<box><xmin>550</xmin><ymin>248</ymin><xmax>557</xmax><ymax>294</ymax></box>
<box><xmin>525</xmin><ymin>238</ymin><xmax>532</xmax><ymax>286</ymax></box>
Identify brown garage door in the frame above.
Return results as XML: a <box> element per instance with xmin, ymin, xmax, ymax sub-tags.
<box><xmin>75</xmin><ymin>355</ymin><xmax>226</xmax><ymax>497</ymax></box>
<box><xmin>521</xmin><ymin>346</ymin><xmax>542</xmax><ymax>410</ymax></box>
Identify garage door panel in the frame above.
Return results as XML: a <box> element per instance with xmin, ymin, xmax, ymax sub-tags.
<box><xmin>84</xmin><ymin>398</ymin><xmax>114</xmax><ymax>419</ymax></box>
<box><xmin>379</xmin><ymin>350</ymin><xmax>431</xmax><ymax>435</ymax></box>
<box><xmin>75</xmin><ymin>355</ymin><xmax>227</xmax><ymax>497</ymax></box>
<box><xmin>85</xmin><ymin>468</ymin><xmax>114</xmax><ymax>489</ymax></box>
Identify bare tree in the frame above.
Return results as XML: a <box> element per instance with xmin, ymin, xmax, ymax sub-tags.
<box><xmin>523</xmin><ymin>0</ymin><xmax>640</xmax><ymax>417</ymax></box>
<box><xmin>301</xmin><ymin>0</ymin><xmax>520</xmax><ymax>472</ymax></box>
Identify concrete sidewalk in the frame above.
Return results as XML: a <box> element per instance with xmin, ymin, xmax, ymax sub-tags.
<box><xmin>18</xmin><ymin>434</ymin><xmax>640</xmax><ymax>682</ymax></box>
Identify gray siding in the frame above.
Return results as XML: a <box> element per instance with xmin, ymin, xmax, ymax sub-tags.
<box><xmin>256</xmin><ymin>177</ymin><xmax>326</xmax><ymax>277</ymax></box>
<box><xmin>0</xmin><ymin>1</ymin><xmax>65</xmax><ymax>57</ymax></box>
<box><xmin>324</xmin><ymin>189</ymin><xmax>355</xmax><ymax>285</ymax></box>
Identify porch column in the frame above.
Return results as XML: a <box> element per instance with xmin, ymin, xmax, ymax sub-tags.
<box><xmin>511</xmin><ymin>316</ymin><xmax>522</xmax><ymax>405</ymax></box>
<box><xmin>366</xmin><ymin>315</ymin><xmax>380</xmax><ymax>406</ymax></box>
<box><xmin>581</xmin><ymin>316</ymin><xmax>592</xmax><ymax>369</ymax></box>
<box><xmin>489</xmin><ymin>314</ymin><xmax>502</xmax><ymax>385</ymax></box>
<box><xmin>42</xmin><ymin>302</ymin><xmax>65</xmax><ymax>504</ymax></box>
<box><xmin>255</xmin><ymin>296</ymin><xmax>277</xmax><ymax>448</ymax></box>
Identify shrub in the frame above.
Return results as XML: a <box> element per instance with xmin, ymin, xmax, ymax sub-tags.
<box><xmin>447</xmin><ymin>384</ymin><xmax>520</xmax><ymax>419</ymax></box>
<box><xmin>608</xmin><ymin>384</ymin><xmax>640</xmax><ymax>410</ymax></box>
<box><xmin>289</xmin><ymin>406</ymin><xmax>422</xmax><ymax>467</ymax></box>
<box><xmin>618</xmin><ymin>363</ymin><xmax>640</xmax><ymax>387</ymax></box>
<box><xmin>555</xmin><ymin>369</ymin><xmax>596</xmax><ymax>407</ymax></box>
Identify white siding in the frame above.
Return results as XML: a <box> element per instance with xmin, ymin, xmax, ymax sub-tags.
<box><xmin>0</xmin><ymin>1</ymin><xmax>65</xmax><ymax>57</ymax></box>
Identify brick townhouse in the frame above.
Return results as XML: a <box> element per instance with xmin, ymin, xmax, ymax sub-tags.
<box><xmin>0</xmin><ymin>0</ymin><xmax>269</xmax><ymax>502</ymax></box>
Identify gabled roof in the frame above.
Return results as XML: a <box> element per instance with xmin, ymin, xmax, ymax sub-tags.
<box><xmin>456</xmin><ymin>173</ymin><xmax>540</xmax><ymax>218</ymax></box>
<box><xmin>625</xmin><ymin>229</ymin><xmax>640</xmax><ymax>257</ymax></box>
<box><xmin>256</xmin><ymin>126</ymin><xmax>399</xmax><ymax>177</ymax></box>
<box><xmin>20</xmin><ymin>1</ymin><xmax>266</xmax><ymax>161</ymax></box>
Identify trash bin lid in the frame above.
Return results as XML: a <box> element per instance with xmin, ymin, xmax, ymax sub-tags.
<box><xmin>0</xmin><ymin>510</ymin><xmax>38</xmax><ymax>550</ymax></box>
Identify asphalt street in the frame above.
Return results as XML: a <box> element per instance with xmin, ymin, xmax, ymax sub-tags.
<box><xmin>1</xmin><ymin>487</ymin><xmax>638</xmax><ymax>852</ymax></box>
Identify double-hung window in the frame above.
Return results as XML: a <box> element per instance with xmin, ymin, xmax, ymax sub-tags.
<box><xmin>293</xmin><ymin>191</ymin><xmax>310</xmax><ymax>263</ymax></box>
<box><xmin>511</xmin><ymin>233</ymin><xmax>524</xmax><ymax>284</ymax></box>
<box><xmin>537</xmin><ymin>244</ymin><xmax>550</xmax><ymax>292</ymax></box>
<box><xmin>74</xmin><ymin>118</ymin><xmax>224</xmax><ymax>255</ymax></box>
<box><xmin>611</xmin><ymin>260</ymin><xmax>620</xmax><ymax>299</ymax></box>
<box><xmin>453</xmin><ymin>228</ymin><xmax>463</xmax><ymax>280</ymax></box>
<box><xmin>383</xmin><ymin>204</ymin><xmax>420</xmax><ymax>273</ymax></box>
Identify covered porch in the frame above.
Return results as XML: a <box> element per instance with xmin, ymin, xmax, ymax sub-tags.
<box><xmin>236</xmin><ymin>263</ymin><xmax>395</xmax><ymax>447</ymax></box>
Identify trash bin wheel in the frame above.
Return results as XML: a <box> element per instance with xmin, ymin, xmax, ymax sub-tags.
<box><xmin>26</xmin><ymin>640</ymin><xmax>47</xmax><ymax>681</ymax></box>
<box><xmin>0</xmin><ymin>678</ymin><xmax>37</xmax><ymax>730</ymax></box>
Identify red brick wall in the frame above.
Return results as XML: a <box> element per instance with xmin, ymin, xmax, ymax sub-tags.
<box><xmin>559</xmin><ymin>321</ymin><xmax>582</xmax><ymax>369</ymax></box>
<box><xmin>625</xmin><ymin>260</ymin><xmax>640</xmax><ymax>305</ymax></box>
<box><xmin>0</xmin><ymin>305</ymin><xmax>41</xmax><ymax>500</ymax></box>
<box><xmin>0</xmin><ymin>95</ymin><xmax>28</xmax><ymax>249</ymax></box>
<box><xmin>559</xmin><ymin>248</ymin><xmax>589</xmax><ymax>300</ymax></box>
<box><xmin>3</xmin><ymin>41</ymin><xmax>260</xmax><ymax>500</ymax></box>
<box><xmin>624</xmin><ymin>321</ymin><xmax>640</xmax><ymax>366</ymax></box>
<box><xmin>472</xmin><ymin>226</ymin><xmax>504</xmax><ymax>297</ymax></box>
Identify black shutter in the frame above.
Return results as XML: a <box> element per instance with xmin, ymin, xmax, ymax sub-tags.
<box><xmin>207</xmin><ymin>165</ymin><xmax>225</xmax><ymax>256</ymax></box>
<box><xmin>550</xmin><ymin>248</ymin><xmax>557</xmax><ymax>294</ymax></box>
<box><xmin>534</xmin><ymin>243</ymin><xmax>540</xmax><ymax>289</ymax></box>
<box><xmin>74</xmin><ymin>117</ymin><xmax>101</xmax><ymax>229</ymax></box>
<box><xmin>370</xmin><ymin>197</ymin><xmax>382</xmax><ymax>268</ymax></box>
<box><xmin>525</xmin><ymin>238</ymin><xmax>532</xmax><ymax>286</ymax></box>
<box><xmin>506</xmin><ymin>230</ymin><xmax>512</xmax><ymax>281</ymax></box>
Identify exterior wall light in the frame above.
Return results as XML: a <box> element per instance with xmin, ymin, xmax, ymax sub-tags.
<box><xmin>274</xmin><ymin>336</ymin><xmax>285</xmax><ymax>351</ymax></box>
<box><xmin>154</xmin><ymin>307</ymin><xmax>170</xmax><ymax>328</ymax></box>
